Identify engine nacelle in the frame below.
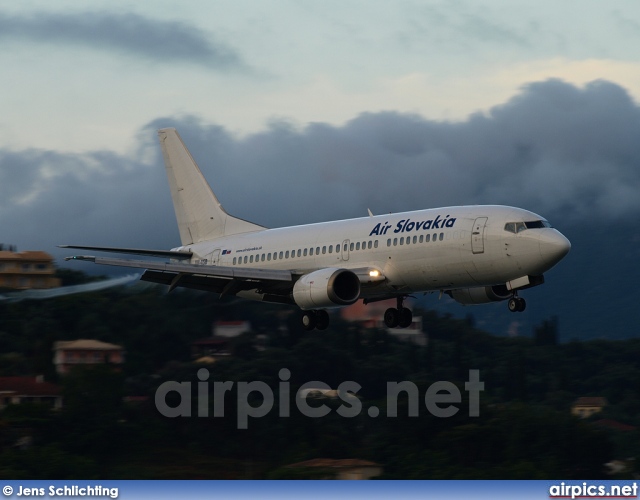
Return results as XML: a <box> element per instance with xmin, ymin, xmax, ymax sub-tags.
<box><xmin>447</xmin><ymin>285</ymin><xmax>512</xmax><ymax>305</ymax></box>
<box><xmin>292</xmin><ymin>268</ymin><xmax>361</xmax><ymax>310</ymax></box>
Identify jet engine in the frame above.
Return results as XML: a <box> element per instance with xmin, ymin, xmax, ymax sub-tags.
<box><xmin>447</xmin><ymin>285</ymin><xmax>512</xmax><ymax>305</ymax></box>
<box><xmin>292</xmin><ymin>268</ymin><xmax>360</xmax><ymax>310</ymax></box>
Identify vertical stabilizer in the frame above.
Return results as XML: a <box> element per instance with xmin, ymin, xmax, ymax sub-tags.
<box><xmin>158</xmin><ymin>128</ymin><xmax>266</xmax><ymax>245</ymax></box>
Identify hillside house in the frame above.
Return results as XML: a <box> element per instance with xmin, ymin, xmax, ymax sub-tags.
<box><xmin>0</xmin><ymin>248</ymin><xmax>61</xmax><ymax>290</ymax></box>
<box><xmin>285</xmin><ymin>459</ymin><xmax>383</xmax><ymax>480</ymax></box>
<box><xmin>53</xmin><ymin>339</ymin><xmax>124</xmax><ymax>375</ymax></box>
<box><xmin>571</xmin><ymin>397</ymin><xmax>608</xmax><ymax>418</ymax></box>
<box><xmin>0</xmin><ymin>376</ymin><xmax>62</xmax><ymax>410</ymax></box>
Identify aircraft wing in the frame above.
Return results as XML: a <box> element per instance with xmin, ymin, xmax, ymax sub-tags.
<box><xmin>62</xmin><ymin>254</ymin><xmax>387</xmax><ymax>304</ymax></box>
<box><xmin>59</xmin><ymin>245</ymin><xmax>193</xmax><ymax>260</ymax></box>
<box><xmin>64</xmin><ymin>255</ymin><xmax>294</xmax><ymax>298</ymax></box>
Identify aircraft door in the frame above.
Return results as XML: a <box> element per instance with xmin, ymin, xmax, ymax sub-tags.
<box><xmin>207</xmin><ymin>249</ymin><xmax>221</xmax><ymax>265</ymax></box>
<box><xmin>341</xmin><ymin>239</ymin><xmax>350</xmax><ymax>261</ymax></box>
<box><xmin>472</xmin><ymin>217</ymin><xmax>488</xmax><ymax>254</ymax></box>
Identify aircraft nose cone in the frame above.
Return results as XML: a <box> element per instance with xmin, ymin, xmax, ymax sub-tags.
<box><xmin>538</xmin><ymin>230</ymin><xmax>571</xmax><ymax>269</ymax></box>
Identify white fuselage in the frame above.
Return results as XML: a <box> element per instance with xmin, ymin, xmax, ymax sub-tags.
<box><xmin>174</xmin><ymin>205</ymin><xmax>570</xmax><ymax>300</ymax></box>
<box><xmin>64</xmin><ymin>128</ymin><xmax>572</xmax><ymax>326</ymax></box>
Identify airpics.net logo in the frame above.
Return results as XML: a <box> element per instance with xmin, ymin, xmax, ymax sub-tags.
<box><xmin>154</xmin><ymin>368</ymin><xmax>484</xmax><ymax>429</ymax></box>
<box><xmin>549</xmin><ymin>482</ymin><xmax>638</xmax><ymax>499</ymax></box>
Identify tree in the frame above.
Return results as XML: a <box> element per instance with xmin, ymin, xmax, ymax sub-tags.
<box><xmin>534</xmin><ymin>317</ymin><xmax>559</xmax><ymax>346</ymax></box>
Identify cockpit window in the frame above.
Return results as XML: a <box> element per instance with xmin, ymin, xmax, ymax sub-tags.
<box><xmin>504</xmin><ymin>220</ymin><xmax>551</xmax><ymax>233</ymax></box>
<box><xmin>524</xmin><ymin>220</ymin><xmax>552</xmax><ymax>229</ymax></box>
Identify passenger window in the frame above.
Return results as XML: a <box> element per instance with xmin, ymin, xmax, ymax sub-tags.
<box><xmin>387</xmin><ymin>239</ymin><xmax>391</xmax><ymax>247</ymax></box>
<box><xmin>285</xmin><ymin>251</ymin><xmax>289</xmax><ymax>259</ymax></box>
<box><xmin>244</xmin><ymin>256</ymin><xmax>248</xmax><ymax>264</ymax></box>
<box><xmin>393</xmin><ymin>238</ymin><xmax>398</xmax><ymax>246</ymax></box>
<box><xmin>350</xmin><ymin>242</ymin><xmax>354</xmax><ymax>251</ymax></box>
<box><xmin>413</xmin><ymin>236</ymin><xmax>417</xmax><ymax>244</ymax></box>
<box><xmin>329</xmin><ymin>245</ymin><xmax>333</xmax><ymax>254</ymax></box>
<box><xmin>316</xmin><ymin>247</ymin><xmax>320</xmax><ymax>255</ymax></box>
<box><xmin>426</xmin><ymin>234</ymin><xmax>430</xmax><ymax>242</ymax></box>
<box><xmin>303</xmin><ymin>248</ymin><xmax>308</xmax><ymax>257</ymax></box>
<box><xmin>250</xmin><ymin>255</ymin><xmax>254</xmax><ymax>263</ymax></box>
<box><xmin>374</xmin><ymin>240</ymin><xmax>378</xmax><ymax>248</ymax></box>
<box><xmin>279</xmin><ymin>251</ymin><xmax>284</xmax><ymax>259</ymax></box>
<box><xmin>262</xmin><ymin>254</ymin><xmax>265</xmax><ymax>261</ymax></box>
<box><xmin>233</xmin><ymin>257</ymin><xmax>237</xmax><ymax>265</ymax></box>
<box><xmin>400</xmin><ymin>237</ymin><xmax>404</xmax><ymax>245</ymax></box>
<box><xmin>356</xmin><ymin>242</ymin><xmax>360</xmax><ymax>251</ymax></box>
<box><xmin>419</xmin><ymin>235</ymin><xmax>423</xmax><ymax>243</ymax></box>
<box><xmin>439</xmin><ymin>233</ymin><xmax>444</xmax><ymax>241</ymax></box>
<box><xmin>310</xmin><ymin>248</ymin><xmax>314</xmax><ymax>256</ymax></box>
<box><xmin>297</xmin><ymin>249</ymin><xmax>301</xmax><ymax>257</ymax></box>
<box><xmin>343</xmin><ymin>243</ymin><xmax>348</xmax><ymax>252</ymax></box>
<box><xmin>267</xmin><ymin>253</ymin><xmax>271</xmax><ymax>261</ymax></box>
<box><xmin>322</xmin><ymin>246</ymin><xmax>326</xmax><ymax>254</ymax></box>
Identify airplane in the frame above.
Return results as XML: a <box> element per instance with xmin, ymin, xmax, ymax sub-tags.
<box><xmin>62</xmin><ymin>128</ymin><xmax>571</xmax><ymax>331</ymax></box>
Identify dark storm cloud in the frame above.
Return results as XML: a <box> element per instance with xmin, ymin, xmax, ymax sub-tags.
<box><xmin>0</xmin><ymin>11</ymin><xmax>245</xmax><ymax>69</ymax></box>
<box><xmin>144</xmin><ymin>79</ymin><xmax>640</xmax><ymax>228</ymax></box>
<box><xmin>2</xmin><ymin>79</ymin><xmax>640</xmax><ymax>265</ymax></box>
<box><xmin>0</xmin><ymin>147</ymin><xmax>178</xmax><ymax>264</ymax></box>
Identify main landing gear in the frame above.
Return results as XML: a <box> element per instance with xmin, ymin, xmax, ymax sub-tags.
<box><xmin>384</xmin><ymin>296</ymin><xmax>413</xmax><ymax>328</ymax></box>
<box><xmin>508</xmin><ymin>296</ymin><xmax>527</xmax><ymax>313</ymax></box>
<box><xmin>301</xmin><ymin>310</ymin><xmax>330</xmax><ymax>331</ymax></box>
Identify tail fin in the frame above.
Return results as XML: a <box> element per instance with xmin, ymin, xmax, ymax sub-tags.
<box><xmin>158</xmin><ymin>128</ymin><xmax>266</xmax><ymax>245</ymax></box>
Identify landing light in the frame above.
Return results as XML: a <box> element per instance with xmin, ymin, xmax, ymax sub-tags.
<box><xmin>369</xmin><ymin>270</ymin><xmax>380</xmax><ymax>277</ymax></box>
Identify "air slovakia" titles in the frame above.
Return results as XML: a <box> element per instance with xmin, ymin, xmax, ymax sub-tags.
<box><xmin>369</xmin><ymin>215</ymin><xmax>457</xmax><ymax>237</ymax></box>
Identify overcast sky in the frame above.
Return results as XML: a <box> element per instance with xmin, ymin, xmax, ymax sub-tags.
<box><xmin>1</xmin><ymin>1</ymin><xmax>640</xmax><ymax>262</ymax></box>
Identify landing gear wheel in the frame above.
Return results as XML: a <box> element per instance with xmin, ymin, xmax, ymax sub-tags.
<box><xmin>508</xmin><ymin>298</ymin><xmax>519</xmax><ymax>312</ymax></box>
<box><xmin>384</xmin><ymin>308</ymin><xmax>400</xmax><ymax>328</ymax></box>
<box><xmin>315</xmin><ymin>310</ymin><xmax>330</xmax><ymax>330</ymax></box>
<box><xmin>508</xmin><ymin>297</ymin><xmax>526</xmax><ymax>313</ymax></box>
<box><xmin>302</xmin><ymin>311</ymin><xmax>317</xmax><ymax>330</ymax></box>
<box><xmin>384</xmin><ymin>296</ymin><xmax>412</xmax><ymax>328</ymax></box>
<box><xmin>398</xmin><ymin>307</ymin><xmax>413</xmax><ymax>328</ymax></box>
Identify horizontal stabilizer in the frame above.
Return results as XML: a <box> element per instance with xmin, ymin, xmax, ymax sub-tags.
<box><xmin>59</xmin><ymin>245</ymin><xmax>192</xmax><ymax>260</ymax></box>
